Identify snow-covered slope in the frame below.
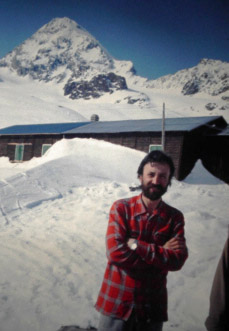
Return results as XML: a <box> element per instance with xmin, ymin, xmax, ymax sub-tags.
<box><xmin>0</xmin><ymin>17</ymin><xmax>228</xmax><ymax>127</ymax></box>
<box><xmin>0</xmin><ymin>138</ymin><xmax>228</xmax><ymax>331</ymax></box>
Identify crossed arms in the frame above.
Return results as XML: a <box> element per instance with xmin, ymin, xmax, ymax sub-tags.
<box><xmin>106</xmin><ymin>201</ymin><xmax>188</xmax><ymax>272</ymax></box>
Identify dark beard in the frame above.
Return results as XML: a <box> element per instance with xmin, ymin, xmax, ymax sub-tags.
<box><xmin>141</xmin><ymin>183</ymin><xmax>168</xmax><ymax>201</ymax></box>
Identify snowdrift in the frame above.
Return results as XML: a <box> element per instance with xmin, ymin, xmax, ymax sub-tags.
<box><xmin>0</xmin><ymin>138</ymin><xmax>228</xmax><ymax>331</ymax></box>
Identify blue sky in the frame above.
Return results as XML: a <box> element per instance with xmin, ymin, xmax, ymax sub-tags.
<box><xmin>0</xmin><ymin>0</ymin><xmax>228</xmax><ymax>79</ymax></box>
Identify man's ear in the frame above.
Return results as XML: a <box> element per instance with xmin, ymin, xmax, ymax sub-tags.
<box><xmin>138</xmin><ymin>175</ymin><xmax>143</xmax><ymax>184</ymax></box>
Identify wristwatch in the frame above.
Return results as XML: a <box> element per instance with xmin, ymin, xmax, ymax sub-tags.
<box><xmin>130</xmin><ymin>240</ymin><xmax>138</xmax><ymax>250</ymax></box>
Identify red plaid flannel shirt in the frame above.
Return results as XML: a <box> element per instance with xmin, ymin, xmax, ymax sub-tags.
<box><xmin>95</xmin><ymin>194</ymin><xmax>188</xmax><ymax>321</ymax></box>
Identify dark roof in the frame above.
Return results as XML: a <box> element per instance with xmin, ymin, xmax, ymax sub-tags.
<box><xmin>0</xmin><ymin>116</ymin><xmax>225</xmax><ymax>136</ymax></box>
<box><xmin>218</xmin><ymin>125</ymin><xmax>229</xmax><ymax>136</ymax></box>
<box><xmin>65</xmin><ymin>116</ymin><xmax>223</xmax><ymax>134</ymax></box>
<box><xmin>0</xmin><ymin>122</ymin><xmax>90</xmax><ymax>135</ymax></box>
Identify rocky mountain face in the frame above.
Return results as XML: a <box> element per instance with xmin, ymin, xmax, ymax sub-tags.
<box><xmin>0</xmin><ymin>17</ymin><xmax>228</xmax><ymax>112</ymax></box>
<box><xmin>0</xmin><ymin>17</ymin><xmax>137</xmax><ymax>101</ymax></box>
<box><xmin>64</xmin><ymin>72</ymin><xmax>128</xmax><ymax>99</ymax></box>
<box><xmin>146</xmin><ymin>58</ymin><xmax>229</xmax><ymax>97</ymax></box>
<box><xmin>144</xmin><ymin>58</ymin><xmax>229</xmax><ymax>113</ymax></box>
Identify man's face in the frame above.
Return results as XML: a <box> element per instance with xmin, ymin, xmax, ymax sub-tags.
<box><xmin>139</xmin><ymin>162</ymin><xmax>171</xmax><ymax>201</ymax></box>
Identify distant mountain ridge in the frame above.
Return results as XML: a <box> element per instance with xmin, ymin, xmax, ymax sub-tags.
<box><xmin>145</xmin><ymin>58</ymin><xmax>229</xmax><ymax>97</ymax></box>
<box><xmin>0</xmin><ymin>17</ymin><xmax>228</xmax><ymax>112</ymax></box>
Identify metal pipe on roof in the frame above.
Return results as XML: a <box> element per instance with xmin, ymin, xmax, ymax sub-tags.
<box><xmin>162</xmin><ymin>103</ymin><xmax>165</xmax><ymax>151</ymax></box>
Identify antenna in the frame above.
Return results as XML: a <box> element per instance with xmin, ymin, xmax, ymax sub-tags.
<box><xmin>162</xmin><ymin>103</ymin><xmax>165</xmax><ymax>151</ymax></box>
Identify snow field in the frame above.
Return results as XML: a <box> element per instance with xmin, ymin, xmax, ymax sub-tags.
<box><xmin>0</xmin><ymin>138</ymin><xmax>228</xmax><ymax>331</ymax></box>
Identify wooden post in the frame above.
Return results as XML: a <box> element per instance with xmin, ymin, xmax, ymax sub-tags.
<box><xmin>162</xmin><ymin>103</ymin><xmax>165</xmax><ymax>151</ymax></box>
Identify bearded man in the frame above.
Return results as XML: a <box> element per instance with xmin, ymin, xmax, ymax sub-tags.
<box><xmin>95</xmin><ymin>150</ymin><xmax>188</xmax><ymax>331</ymax></box>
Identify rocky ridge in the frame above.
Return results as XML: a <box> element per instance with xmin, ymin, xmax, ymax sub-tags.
<box><xmin>145</xmin><ymin>59</ymin><xmax>229</xmax><ymax>97</ymax></box>
<box><xmin>0</xmin><ymin>17</ymin><xmax>228</xmax><ymax>112</ymax></box>
<box><xmin>0</xmin><ymin>17</ymin><xmax>142</xmax><ymax>104</ymax></box>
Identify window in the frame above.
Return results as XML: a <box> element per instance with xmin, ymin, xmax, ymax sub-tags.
<box><xmin>41</xmin><ymin>144</ymin><xmax>52</xmax><ymax>156</ymax></box>
<box><xmin>14</xmin><ymin>144</ymin><xmax>24</xmax><ymax>161</ymax></box>
<box><xmin>149</xmin><ymin>144</ymin><xmax>163</xmax><ymax>152</ymax></box>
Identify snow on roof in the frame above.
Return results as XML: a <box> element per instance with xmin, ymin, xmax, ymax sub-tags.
<box><xmin>0</xmin><ymin>116</ymin><xmax>223</xmax><ymax>136</ymax></box>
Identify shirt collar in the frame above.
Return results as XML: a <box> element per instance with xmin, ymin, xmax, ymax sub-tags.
<box><xmin>134</xmin><ymin>193</ymin><xmax>164</xmax><ymax>217</ymax></box>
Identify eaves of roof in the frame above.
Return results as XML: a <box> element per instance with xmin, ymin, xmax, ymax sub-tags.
<box><xmin>218</xmin><ymin>125</ymin><xmax>229</xmax><ymax>136</ymax></box>
<box><xmin>0</xmin><ymin>116</ymin><xmax>224</xmax><ymax>136</ymax></box>
<box><xmin>63</xmin><ymin>116</ymin><xmax>224</xmax><ymax>134</ymax></box>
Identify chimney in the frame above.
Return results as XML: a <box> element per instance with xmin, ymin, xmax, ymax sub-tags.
<box><xmin>90</xmin><ymin>114</ymin><xmax>99</xmax><ymax>122</ymax></box>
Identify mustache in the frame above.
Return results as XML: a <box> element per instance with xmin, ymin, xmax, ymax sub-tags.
<box><xmin>148</xmin><ymin>184</ymin><xmax>163</xmax><ymax>190</ymax></box>
<box><xmin>129</xmin><ymin>183</ymin><xmax>167</xmax><ymax>192</ymax></box>
<box><xmin>138</xmin><ymin>184</ymin><xmax>164</xmax><ymax>191</ymax></box>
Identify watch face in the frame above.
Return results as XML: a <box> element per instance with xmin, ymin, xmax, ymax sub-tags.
<box><xmin>132</xmin><ymin>242</ymin><xmax>137</xmax><ymax>250</ymax></box>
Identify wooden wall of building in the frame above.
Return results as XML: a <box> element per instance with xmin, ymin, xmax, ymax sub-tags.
<box><xmin>0</xmin><ymin>135</ymin><xmax>63</xmax><ymax>161</ymax></box>
<box><xmin>66</xmin><ymin>131</ymin><xmax>185</xmax><ymax>179</ymax></box>
<box><xmin>0</xmin><ymin>131</ymin><xmax>202</xmax><ymax>181</ymax></box>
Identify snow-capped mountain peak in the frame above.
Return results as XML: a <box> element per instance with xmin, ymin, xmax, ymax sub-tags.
<box><xmin>38</xmin><ymin>16</ymin><xmax>83</xmax><ymax>34</ymax></box>
<box><xmin>0</xmin><ymin>17</ymin><xmax>228</xmax><ymax>121</ymax></box>
<box><xmin>0</xmin><ymin>17</ymin><xmax>133</xmax><ymax>87</ymax></box>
